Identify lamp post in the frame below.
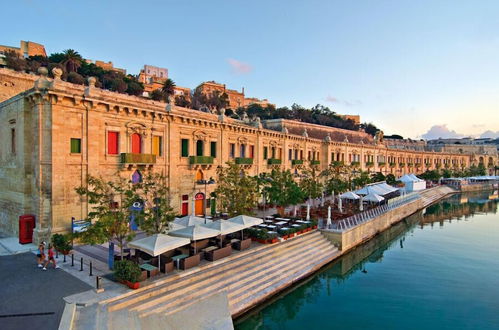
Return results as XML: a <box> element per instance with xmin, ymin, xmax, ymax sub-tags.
<box><xmin>197</xmin><ymin>177</ymin><xmax>215</xmax><ymax>224</ymax></box>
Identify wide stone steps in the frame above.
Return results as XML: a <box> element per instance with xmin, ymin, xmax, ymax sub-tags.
<box><xmin>124</xmin><ymin>233</ymin><xmax>330</xmax><ymax>315</ymax></box>
<box><xmin>100</xmin><ymin>230</ymin><xmax>338</xmax><ymax>320</ymax></box>
<box><xmin>105</xmin><ymin>230</ymin><xmax>323</xmax><ymax>311</ymax></box>
<box><xmin>143</xmin><ymin>236</ymin><xmax>336</xmax><ymax>317</ymax></box>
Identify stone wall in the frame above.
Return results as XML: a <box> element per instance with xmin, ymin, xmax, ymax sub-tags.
<box><xmin>0</xmin><ymin>68</ymin><xmax>37</xmax><ymax>103</ymax></box>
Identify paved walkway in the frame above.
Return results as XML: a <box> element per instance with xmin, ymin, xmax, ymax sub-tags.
<box><xmin>0</xmin><ymin>252</ymin><xmax>91</xmax><ymax>330</ymax></box>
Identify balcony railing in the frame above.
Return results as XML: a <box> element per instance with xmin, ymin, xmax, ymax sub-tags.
<box><xmin>120</xmin><ymin>153</ymin><xmax>156</xmax><ymax>164</ymax></box>
<box><xmin>399</xmin><ymin>163</ymin><xmax>405</xmax><ymax>167</ymax></box>
<box><xmin>189</xmin><ymin>156</ymin><xmax>214</xmax><ymax>165</ymax></box>
<box><xmin>351</xmin><ymin>161</ymin><xmax>360</xmax><ymax>167</ymax></box>
<box><xmin>310</xmin><ymin>160</ymin><xmax>320</xmax><ymax>165</ymax></box>
<box><xmin>292</xmin><ymin>159</ymin><xmax>304</xmax><ymax>165</ymax></box>
<box><xmin>378</xmin><ymin>162</ymin><xmax>386</xmax><ymax>167</ymax></box>
<box><xmin>366</xmin><ymin>162</ymin><xmax>374</xmax><ymax>167</ymax></box>
<box><xmin>267</xmin><ymin>158</ymin><xmax>282</xmax><ymax>165</ymax></box>
<box><xmin>235</xmin><ymin>157</ymin><xmax>253</xmax><ymax>165</ymax></box>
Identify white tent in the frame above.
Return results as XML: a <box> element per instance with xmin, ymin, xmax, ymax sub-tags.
<box><xmin>409</xmin><ymin>174</ymin><xmax>422</xmax><ymax>181</ymax></box>
<box><xmin>399</xmin><ymin>174</ymin><xmax>426</xmax><ymax>192</ymax></box>
<box><xmin>201</xmin><ymin>220</ymin><xmax>245</xmax><ymax>235</ymax></box>
<box><xmin>340</xmin><ymin>191</ymin><xmax>360</xmax><ymax>200</ymax></box>
<box><xmin>128</xmin><ymin>234</ymin><xmax>191</xmax><ymax>268</ymax></box>
<box><xmin>379</xmin><ymin>182</ymin><xmax>398</xmax><ymax>193</ymax></box>
<box><xmin>227</xmin><ymin>215</ymin><xmax>263</xmax><ymax>228</ymax></box>
<box><xmin>363</xmin><ymin>192</ymin><xmax>385</xmax><ymax>203</ymax></box>
<box><xmin>168</xmin><ymin>222</ymin><xmax>187</xmax><ymax>231</ymax></box>
<box><xmin>128</xmin><ymin>234</ymin><xmax>190</xmax><ymax>256</ymax></box>
<box><xmin>168</xmin><ymin>224</ymin><xmax>220</xmax><ymax>240</ymax></box>
<box><xmin>355</xmin><ymin>181</ymin><xmax>398</xmax><ymax>196</ymax></box>
<box><xmin>173</xmin><ymin>215</ymin><xmax>209</xmax><ymax>227</ymax></box>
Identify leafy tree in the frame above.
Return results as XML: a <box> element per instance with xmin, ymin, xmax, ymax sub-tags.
<box><xmin>352</xmin><ymin>171</ymin><xmax>371</xmax><ymax>188</ymax></box>
<box><xmin>419</xmin><ymin>170</ymin><xmax>441</xmax><ymax>182</ymax></box>
<box><xmin>386</xmin><ymin>174</ymin><xmax>397</xmax><ymax>185</ymax></box>
<box><xmin>150</xmin><ymin>89</ymin><xmax>163</xmax><ymax>101</ymax></box>
<box><xmin>75</xmin><ymin>175</ymin><xmax>139</xmax><ymax>260</ymax></box>
<box><xmin>321</xmin><ymin>161</ymin><xmax>350</xmax><ymax>193</ymax></box>
<box><xmin>134</xmin><ymin>173</ymin><xmax>176</xmax><ymax>235</ymax></box>
<box><xmin>371</xmin><ymin>172</ymin><xmax>386</xmax><ymax>183</ymax></box>
<box><xmin>3</xmin><ymin>51</ymin><xmax>28</xmax><ymax>71</ymax></box>
<box><xmin>214</xmin><ymin>161</ymin><xmax>260</xmax><ymax>216</ymax></box>
<box><xmin>66</xmin><ymin>72</ymin><xmax>85</xmax><ymax>85</ymax></box>
<box><xmin>125</xmin><ymin>80</ymin><xmax>144</xmax><ymax>96</ymax></box>
<box><xmin>48</xmin><ymin>52</ymin><xmax>66</xmax><ymax>63</ymax></box>
<box><xmin>299</xmin><ymin>165</ymin><xmax>324</xmax><ymax>200</ymax></box>
<box><xmin>175</xmin><ymin>94</ymin><xmax>191</xmax><ymax>108</ymax></box>
<box><xmin>261</xmin><ymin>169</ymin><xmax>305</xmax><ymax>210</ymax></box>
<box><xmin>61</xmin><ymin>49</ymin><xmax>83</xmax><ymax>73</ymax></box>
<box><xmin>360</xmin><ymin>122</ymin><xmax>380</xmax><ymax>136</ymax></box>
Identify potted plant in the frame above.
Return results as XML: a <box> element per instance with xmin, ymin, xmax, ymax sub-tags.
<box><xmin>52</xmin><ymin>233</ymin><xmax>72</xmax><ymax>255</ymax></box>
<box><xmin>114</xmin><ymin>260</ymin><xmax>142</xmax><ymax>289</ymax></box>
<box><xmin>267</xmin><ymin>232</ymin><xmax>279</xmax><ymax>244</ymax></box>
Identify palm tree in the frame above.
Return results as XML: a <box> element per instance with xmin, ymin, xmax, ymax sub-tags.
<box><xmin>161</xmin><ymin>79</ymin><xmax>176</xmax><ymax>103</ymax></box>
<box><xmin>62</xmin><ymin>49</ymin><xmax>83</xmax><ymax>73</ymax></box>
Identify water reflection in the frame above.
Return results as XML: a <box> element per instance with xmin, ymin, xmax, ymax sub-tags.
<box><xmin>235</xmin><ymin>192</ymin><xmax>499</xmax><ymax>330</ymax></box>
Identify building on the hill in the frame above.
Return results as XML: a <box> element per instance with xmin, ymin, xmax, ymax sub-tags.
<box><xmin>0</xmin><ymin>40</ymin><xmax>47</xmax><ymax>58</ymax></box>
<box><xmin>198</xmin><ymin>81</ymin><xmax>245</xmax><ymax>109</ymax></box>
<box><xmin>243</xmin><ymin>97</ymin><xmax>274</xmax><ymax>108</ymax></box>
<box><xmin>0</xmin><ymin>68</ymin><xmax>496</xmax><ymax>242</ymax></box>
<box><xmin>84</xmin><ymin>59</ymin><xmax>126</xmax><ymax>75</ymax></box>
<box><xmin>138</xmin><ymin>65</ymin><xmax>169</xmax><ymax>94</ymax></box>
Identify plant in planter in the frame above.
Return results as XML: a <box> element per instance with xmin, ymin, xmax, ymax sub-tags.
<box><xmin>52</xmin><ymin>233</ymin><xmax>73</xmax><ymax>255</ymax></box>
<box><xmin>267</xmin><ymin>232</ymin><xmax>279</xmax><ymax>244</ymax></box>
<box><xmin>114</xmin><ymin>260</ymin><xmax>142</xmax><ymax>289</ymax></box>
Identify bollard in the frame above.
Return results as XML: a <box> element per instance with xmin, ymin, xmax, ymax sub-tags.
<box><xmin>71</xmin><ymin>254</ymin><xmax>74</xmax><ymax>267</ymax></box>
<box><xmin>80</xmin><ymin>257</ymin><xmax>83</xmax><ymax>271</ymax></box>
<box><xmin>89</xmin><ymin>262</ymin><xmax>93</xmax><ymax>276</ymax></box>
<box><xmin>63</xmin><ymin>254</ymin><xmax>66</xmax><ymax>263</ymax></box>
<box><xmin>96</xmin><ymin>276</ymin><xmax>101</xmax><ymax>290</ymax></box>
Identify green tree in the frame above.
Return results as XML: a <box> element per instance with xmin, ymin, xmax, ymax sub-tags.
<box><xmin>352</xmin><ymin>171</ymin><xmax>371</xmax><ymax>188</ymax></box>
<box><xmin>134</xmin><ymin>173</ymin><xmax>176</xmax><ymax>235</ymax></box>
<box><xmin>261</xmin><ymin>169</ymin><xmax>305</xmax><ymax>211</ymax></box>
<box><xmin>61</xmin><ymin>49</ymin><xmax>83</xmax><ymax>73</ymax></box>
<box><xmin>321</xmin><ymin>161</ymin><xmax>350</xmax><ymax>193</ymax></box>
<box><xmin>386</xmin><ymin>173</ymin><xmax>397</xmax><ymax>185</ymax></box>
<box><xmin>214</xmin><ymin>161</ymin><xmax>260</xmax><ymax>216</ymax></box>
<box><xmin>75</xmin><ymin>175</ymin><xmax>138</xmax><ymax>260</ymax></box>
<box><xmin>371</xmin><ymin>172</ymin><xmax>386</xmax><ymax>183</ymax></box>
<box><xmin>150</xmin><ymin>89</ymin><xmax>164</xmax><ymax>101</ymax></box>
<box><xmin>175</xmin><ymin>94</ymin><xmax>191</xmax><ymax>108</ymax></box>
<box><xmin>419</xmin><ymin>170</ymin><xmax>441</xmax><ymax>182</ymax></box>
<box><xmin>299</xmin><ymin>166</ymin><xmax>324</xmax><ymax>200</ymax></box>
<box><xmin>3</xmin><ymin>50</ymin><xmax>28</xmax><ymax>72</ymax></box>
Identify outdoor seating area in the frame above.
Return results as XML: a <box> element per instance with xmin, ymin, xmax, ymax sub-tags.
<box><xmin>246</xmin><ymin>215</ymin><xmax>318</xmax><ymax>243</ymax></box>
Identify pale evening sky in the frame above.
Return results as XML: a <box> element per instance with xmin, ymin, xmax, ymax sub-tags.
<box><xmin>3</xmin><ymin>0</ymin><xmax>499</xmax><ymax>139</ymax></box>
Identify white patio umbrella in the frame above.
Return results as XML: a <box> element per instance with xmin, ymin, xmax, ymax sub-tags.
<box><xmin>306</xmin><ymin>203</ymin><xmax>311</xmax><ymax>220</ymax></box>
<box><xmin>338</xmin><ymin>197</ymin><xmax>343</xmax><ymax>213</ymax></box>
<box><xmin>321</xmin><ymin>192</ymin><xmax>325</xmax><ymax>207</ymax></box>
<box><xmin>363</xmin><ymin>192</ymin><xmax>385</xmax><ymax>203</ymax></box>
<box><xmin>293</xmin><ymin>205</ymin><xmax>297</xmax><ymax>217</ymax></box>
<box><xmin>340</xmin><ymin>191</ymin><xmax>360</xmax><ymax>200</ymax></box>
<box><xmin>203</xmin><ymin>219</ymin><xmax>246</xmax><ymax>245</ymax></box>
<box><xmin>331</xmin><ymin>190</ymin><xmax>335</xmax><ymax>203</ymax></box>
<box><xmin>173</xmin><ymin>215</ymin><xmax>208</xmax><ymax>227</ymax></box>
<box><xmin>359</xmin><ymin>195</ymin><xmax>364</xmax><ymax>211</ymax></box>
<box><xmin>327</xmin><ymin>206</ymin><xmax>331</xmax><ymax>228</ymax></box>
<box><xmin>228</xmin><ymin>215</ymin><xmax>264</xmax><ymax>240</ymax></box>
<box><xmin>128</xmin><ymin>234</ymin><xmax>190</xmax><ymax>269</ymax></box>
<box><xmin>168</xmin><ymin>224</ymin><xmax>221</xmax><ymax>254</ymax></box>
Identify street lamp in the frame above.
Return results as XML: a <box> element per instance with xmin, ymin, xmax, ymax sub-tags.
<box><xmin>197</xmin><ymin>177</ymin><xmax>215</xmax><ymax>223</ymax></box>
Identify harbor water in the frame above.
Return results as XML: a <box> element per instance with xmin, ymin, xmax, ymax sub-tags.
<box><xmin>235</xmin><ymin>192</ymin><xmax>499</xmax><ymax>330</ymax></box>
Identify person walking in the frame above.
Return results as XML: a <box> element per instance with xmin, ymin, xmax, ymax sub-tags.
<box><xmin>36</xmin><ymin>242</ymin><xmax>46</xmax><ymax>268</ymax></box>
<box><xmin>42</xmin><ymin>244</ymin><xmax>60</xmax><ymax>270</ymax></box>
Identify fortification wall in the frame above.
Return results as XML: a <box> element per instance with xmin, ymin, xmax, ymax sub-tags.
<box><xmin>0</xmin><ymin>68</ymin><xmax>37</xmax><ymax>103</ymax></box>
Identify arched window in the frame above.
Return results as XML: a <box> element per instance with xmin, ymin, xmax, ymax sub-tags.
<box><xmin>131</xmin><ymin>133</ymin><xmax>141</xmax><ymax>153</ymax></box>
<box><xmin>131</xmin><ymin>170</ymin><xmax>142</xmax><ymax>184</ymax></box>
<box><xmin>196</xmin><ymin>140</ymin><xmax>204</xmax><ymax>156</ymax></box>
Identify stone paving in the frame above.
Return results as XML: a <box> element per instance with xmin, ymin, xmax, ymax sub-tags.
<box><xmin>0</xmin><ymin>252</ymin><xmax>92</xmax><ymax>330</ymax></box>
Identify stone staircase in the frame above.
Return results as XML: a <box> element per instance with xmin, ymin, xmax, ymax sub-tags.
<box><xmin>420</xmin><ymin>186</ymin><xmax>455</xmax><ymax>207</ymax></box>
<box><xmin>75</xmin><ymin>230</ymin><xmax>338</xmax><ymax>329</ymax></box>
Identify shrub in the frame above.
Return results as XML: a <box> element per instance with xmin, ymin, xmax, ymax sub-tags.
<box><xmin>114</xmin><ymin>260</ymin><xmax>142</xmax><ymax>283</ymax></box>
<box><xmin>51</xmin><ymin>233</ymin><xmax>72</xmax><ymax>253</ymax></box>
<box><xmin>67</xmin><ymin>72</ymin><xmax>85</xmax><ymax>85</ymax></box>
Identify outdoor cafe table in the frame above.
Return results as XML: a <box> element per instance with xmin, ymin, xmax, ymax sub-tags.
<box><xmin>291</xmin><ymin>224</ymin><xmax>301</xmax><ymax>228</ymax></box>
<box><xmin>258</xmin><ymin>224</ymin><xmax>268</xmax><ymax>229</ymax></box>
<box><xmin>267</xmin><ymin>231</ymin><xmax>278</xmax><ymax>235</ymax></box>
<box><xmin>264</xmin><ymin>220</ymin><xmax>274</xmax><ymax>224</ymax></box>
<box><xmin>264</xmin><ymin>215</ymin><xmax>274</xmax><ymax>219</ymax></box>
<box><xmin>267</xmin><ymin>225</ymin><xmax>277</xmax><ymax>230</ymax></box>
<box><xmin>171</xmin><ymin>254</ymin><xmax>188</xmax><ymax>269</ymax></box>
<box><xmin>275</xmin><ymin>218</ymin><xmax>291</xmax><ymax>222</ymax></box>
<box><xmin>275</xmin><ymin>221</ymin><xmax>287</xmax><ymax>226</ymax></box>
<box><xmin>280</xmin><ymin>227</ymin><xmax>290</xmax><ymax>231</ymax></box>
<box><xmin>202</xmin><ymin>246</ymin><xmax>218</xmax><ymax>252</ymax></box>
<box><xmin>295</xmin><ymin>220</ymin><xmax>311</xmax><ymax>224</ymax></box>
<box><xmin>140</xmin><ymin>263</ymin><xmax>159</xmax><ymax>277</ymax></box>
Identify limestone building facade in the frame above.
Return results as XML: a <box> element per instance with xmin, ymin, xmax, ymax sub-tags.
<box><xmin>0</xmin><ymin>70</ymin><xmax>496</xmax><ymax>242</ymax></box>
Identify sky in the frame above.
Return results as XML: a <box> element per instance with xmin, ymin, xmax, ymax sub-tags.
<box><xmin>4</xmin><ymin>0</ymin><xmax>499</xmax><ymax>139</ymax></box>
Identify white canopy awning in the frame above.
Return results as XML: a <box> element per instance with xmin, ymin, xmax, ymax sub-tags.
<box><xmin>173</xmin><ymin>215</ymin><xmax>209</xmax><ymax>227</ymax></box>
<box><xmin>201</xmin><ymin>220</ymin><xmax>245</xmax><ymax>235</ymax></box>
<box><xmin>227</xmin><ymin>215</ymin><xmax>263</xmax><ymax>229</ymax></box>
<box><xmin>363</xmin><ymin>192</ymin><xmax>385</xmax><ymax>203</ymax></box>
<box><xmin>168</xmin><ymin>224</ymin><xmax>220</xmax><ymax>241</ymax></box>
<box><xmin>128</xmin><ymin>234</ymin><xmax>190</xmax><ymax>256</ymax></box>
<box><xmin>340</xmin><ymin>191</ymin><xmax>360</xmax><ymax>200</ymax></box>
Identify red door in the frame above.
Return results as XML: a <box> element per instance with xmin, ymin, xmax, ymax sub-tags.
<box><xmin>181</xmin><ymin>202</ymin><xmax>188</xmax><ymax>216</ymax></box>
<box><xmin>131</xmin><ymin>133</ymin><xmax>141</xmax><ymax>153</ymax></box>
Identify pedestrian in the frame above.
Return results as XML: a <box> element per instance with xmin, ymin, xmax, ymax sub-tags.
<box><xmin>42</xmin><ymin>244</ymin><xmax>60</xmax><ymax>270</ymax></box>
<box><xmin>36</xmin><ymin>242</ymin><xmax>46</xmax><ymax>268</ymax></box>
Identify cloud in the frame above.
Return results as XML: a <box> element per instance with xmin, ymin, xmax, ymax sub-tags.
<box><xmin>421</xmin><ymin>125</ymin><xmax>466</xmax><ymax>140</ymax></box>
<box><xmin>227</xmin><ymin>58</ymin><xmax>252</xmax><ymax>74</ymax></box>
<box><xmin>325</xmin><ymin>95</ymin><xmax>362</xmax><ymax>107</ymax></box>
<box><xmin>480</xmin><ymin>130</ymin><xmax>499</xmax><ymax>139</ymax></box>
